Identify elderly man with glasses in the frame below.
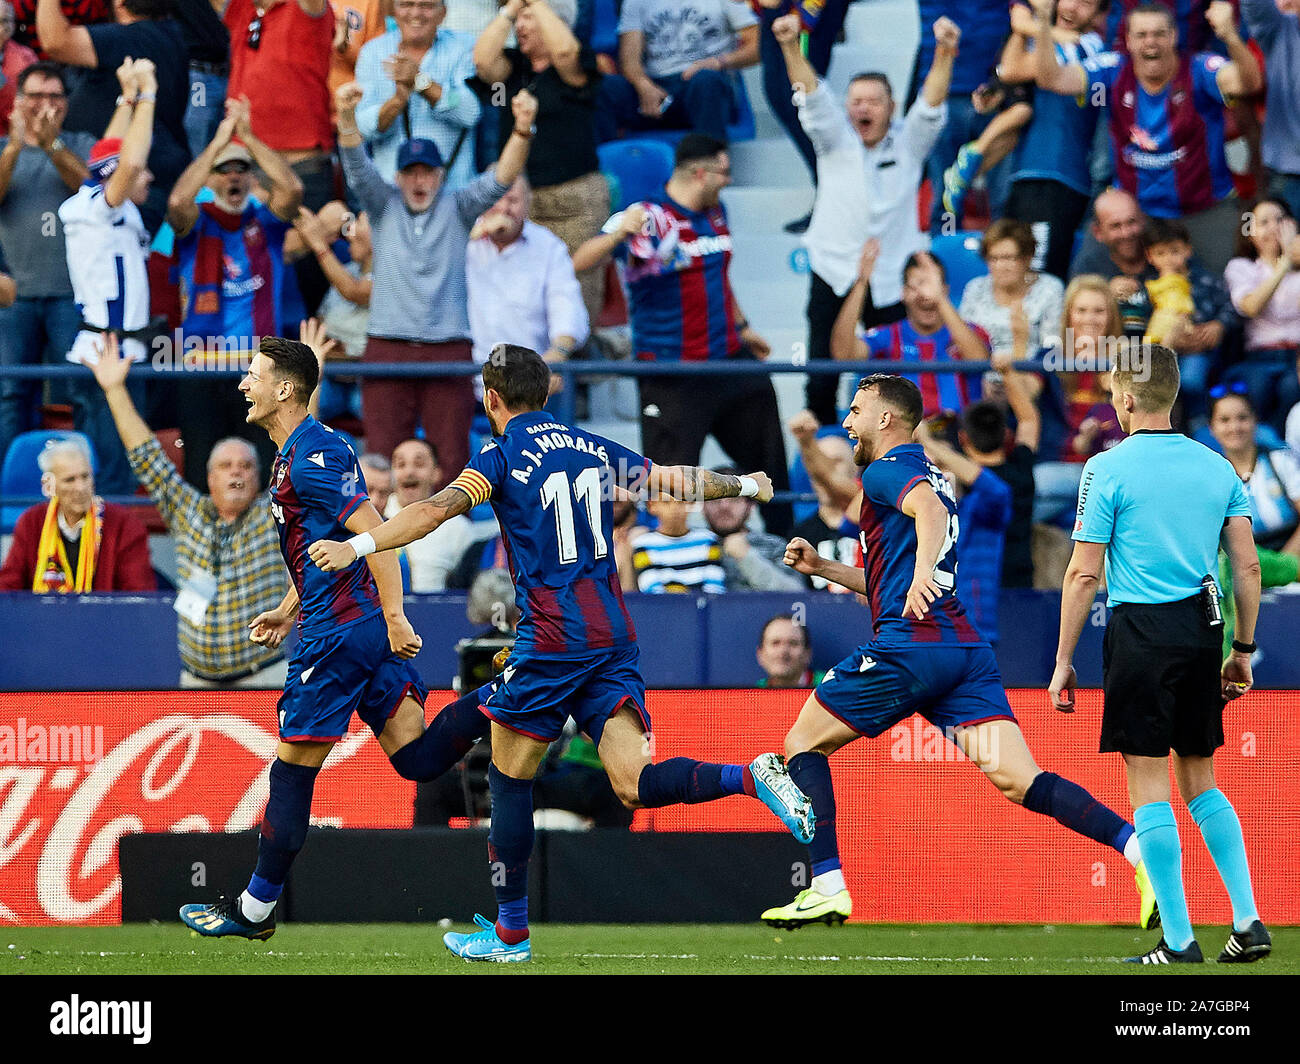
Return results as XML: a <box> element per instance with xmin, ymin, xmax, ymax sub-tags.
<box><xmin>354</xmin><ymin>0</ymin><xmax>480</xmax><ymax>188</ymax></box>
<box><xmin>0</xmin><ymin>61</ymin><xmax>94</xmax><ymax>470</ymax></box>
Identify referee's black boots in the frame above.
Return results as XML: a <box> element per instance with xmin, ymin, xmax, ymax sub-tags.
<box><xmin>1217</xmin><ymin>920</ymin><xmax>1272</xmax><ymax>964</ymax></box>
<box><xmin>1124</xmin><ymin>938</ymin><xmax>1205</xmax><ymax>964</ymax></box>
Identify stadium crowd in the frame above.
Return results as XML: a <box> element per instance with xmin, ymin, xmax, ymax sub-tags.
<box><xmin>1</xmin><ymin>0</ymin><xmax>1300</xmax><ymax>685</ymax></box>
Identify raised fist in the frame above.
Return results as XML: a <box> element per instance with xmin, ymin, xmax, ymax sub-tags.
<box><xmin>772</xmin><ymin>12</ymin><xmax>801</xmax><ymax>45</ymax></box>
<box><xmin>788</xmin><ymin>409</ymin><xmax>820</xmax><ymax>447</ymax></box>
<box><xmin>619</xmin><ymin>203</ymin><xmax>648</xmax><ymax>238</ymax></box>
<box><xmin>1205</xmin><ymin>0</ymin><xmax>1238</xmax><ymax>41</ymax></box>
<box><xmin>132</xmin><ymin>58</ymin><xmax>158</xmax><ymax>95</ymax></box>
<box><xmin>857</xmin><ymin>237</ymin><xmax>881</xmax><ymax>282</ymax></box>
<box><xmin>933</xmin><ymin>16</ymin><xmax>961</xmax><ymax>50</ymax></box>
<box><xmin>511</xmin><ymin>87</ymin><xmax>539</xmax><ymax>129</ymax></box>
<box><xmin>336</xmin><ymin>81</ymin><xmax>364</xmax><ymax>115</ymax></box>
<box><xmin>116</xmin><ymin>57</ymin><xmax>137</xmax><ymax>95</ymax></box>
<box><xmin>783</xmin><ymin>537</ymin><xmax>823</xmax><ymax>576</ymax></box>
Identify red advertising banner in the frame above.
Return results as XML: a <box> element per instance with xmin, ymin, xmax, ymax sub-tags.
<box><xmin>1</xmin><ymin>689</ymin><xmax>1295</xmax><ymax>925</ymax></box>
<box><xmin>0</xmin><ymin>691</ymin><xmax>424</xmax><ymax>925</ymax></box>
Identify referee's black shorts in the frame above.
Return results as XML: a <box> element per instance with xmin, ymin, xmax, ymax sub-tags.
<box><xmin>1101</xmin><ymin>595</ymin><xmax>1225</xmax><ymax>758</ymax></box>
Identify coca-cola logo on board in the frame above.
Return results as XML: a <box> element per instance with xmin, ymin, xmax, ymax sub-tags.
<box><xmin>0</xmin><ymin>694</ymin><xmax>414</xmax><ymax>924</ymax></box>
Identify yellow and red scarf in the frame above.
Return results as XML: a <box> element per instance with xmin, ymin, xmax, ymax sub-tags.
<box><xmin>32</xmin><ymin>498</ymin><xmax>103</xmax><ymax>593</ymax></box>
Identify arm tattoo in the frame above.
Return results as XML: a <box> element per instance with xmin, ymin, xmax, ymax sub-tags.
<box><xmin>679</xmin><ymin>468</ymin><xmax>741</xmax><ymax>502</ymax></box>
<box><xmin>432</xmin><ymin>486</ymin><xmax>474</xmax><ymax>519</ymax></box>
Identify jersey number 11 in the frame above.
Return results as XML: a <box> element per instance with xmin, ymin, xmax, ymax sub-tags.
<box><xmin>540</xmin><ymin>468</ymin><xmax>608</xmax><ymax>564</ymax></box>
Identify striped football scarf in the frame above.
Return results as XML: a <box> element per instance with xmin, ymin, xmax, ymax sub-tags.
<box><xmin>32</xmin><ymin>498</ymin><xmax>103</xmax><ymax>593</ymax></box>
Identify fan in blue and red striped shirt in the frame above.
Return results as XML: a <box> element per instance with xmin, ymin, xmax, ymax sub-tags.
<box><xmin>856</xmin><ymin>252</ymin><xmax>990</xmax><ymax>418</ymax></box>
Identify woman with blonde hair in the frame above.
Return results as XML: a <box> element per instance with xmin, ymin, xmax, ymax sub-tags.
<box><xmin>1026</xmin><ymin>273</ymin><xmax>1124</xmax><ymax>525</ymax></box>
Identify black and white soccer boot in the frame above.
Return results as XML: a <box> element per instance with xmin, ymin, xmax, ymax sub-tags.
<box><xmin>1124</xmin><ymin>937</ymin><xmax>1204</xmax><ymax>964</ymax></box>
<box><xmin>1217</xmin><ymin>920</ymin><xmax>1271</xmax><ymax>964</ymax></box>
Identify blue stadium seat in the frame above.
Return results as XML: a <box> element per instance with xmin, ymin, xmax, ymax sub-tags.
<box><xmin>598</xmin><ymin>138</ymin><xmax>676</xmax><ymax>211</ymax></box>
<box><xmin>590</xmin><ymin>0</ymin><xmax>619</xmax><ymax>56</ymax></box>
<box><xmin>928</xmin><ymin>231</ymin><xmax>988</xmax><ymax>305</ymax></box>
<box><xmin>1</xmin><ymin>430</ymin><xmax>98</xmax><ymax>534</ymax></box>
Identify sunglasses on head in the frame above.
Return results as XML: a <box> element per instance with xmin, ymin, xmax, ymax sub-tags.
<box><xmin>1208</xmin><ymin>381</ymin><xmax>1249</xmax><ymax>401</ymax></box>
<box><xmin>214</xmin><ymin>161</ymin><xmax>252</xmax><ymax>175</ymax></box>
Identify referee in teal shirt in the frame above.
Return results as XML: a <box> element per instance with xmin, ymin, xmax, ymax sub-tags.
<box><xmin>1050</xmin><ymin>344</ymin><xmax>1270</xmax><ymax>966</ymax></box>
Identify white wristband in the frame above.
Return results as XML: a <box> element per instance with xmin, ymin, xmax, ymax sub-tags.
<box><xmin>738</xmin><ymin>476</ymin><xmax>760</xmax><ymax>499</ymax></box>
<box><xmin>346</xmin><ymin>532</ymin><xmax>376</xmax><ymax>558</ymax></box>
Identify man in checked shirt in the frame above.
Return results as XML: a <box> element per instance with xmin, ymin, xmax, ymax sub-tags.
<box><xmin>88</xmin><ymin>333</ymin><xmax>289</xmax><ymax>688</ymax></box>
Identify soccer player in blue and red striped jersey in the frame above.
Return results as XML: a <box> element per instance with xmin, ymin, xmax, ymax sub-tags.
<box><xmin>309</xmin><ymin>344</ymin><xmax>815</xmax><ymax>962</ymax></box>
<box><xmin>759</xmin><ymin>374</ymin><xmax>1159</xmax><ymax>930</ymax></box>
<box><xmin>834</xmin><ymin>249</ymin><xmax>990</xmax><ymax>418</ymax></box>
<box><xmin>179</xmin><ymin>336</ymin><xmax>495</xmax><ymax>941</ymax></box>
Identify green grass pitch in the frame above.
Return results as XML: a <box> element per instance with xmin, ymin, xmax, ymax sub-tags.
<box><xmin>3</xmin><ymin>923</ymin><xmax>1295</xmax><ymax>975</ymax></box>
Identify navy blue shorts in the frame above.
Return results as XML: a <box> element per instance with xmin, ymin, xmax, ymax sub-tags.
<box><xmin>478</xmin><ymin>644</ymin><xmax>649</xmax><ymax>747</ymax></box>
<box><xmin>277</xmin><ymin>611</ymin><xmax>428</xmax><ymax>742</ymax></box>
<box><xmin>813</xmin><ymin>642</ymin><xmax>1016</xmax><ymax>739</ymax></box>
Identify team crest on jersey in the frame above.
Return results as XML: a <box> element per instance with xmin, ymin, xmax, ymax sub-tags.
<box><xmin>1130</xmin><ymin>126</ymin><xmax>1159</xmax><ymax>152</ymax></box>
<box><xmin>274</xmin><ymin>463</ymin><xmax>286</xmax><ymax>488</ymax></box>
<box><xmin>223</xmin><ymin>254</ymin><xmax>242</xmax><ymax>280</ymax></box>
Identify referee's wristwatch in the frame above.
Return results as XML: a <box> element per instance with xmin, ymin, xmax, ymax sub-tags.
<box><xmin>1231</xmin><ymin>639</ymin><xmax>1257</xmax><ymax>655</ymax></box>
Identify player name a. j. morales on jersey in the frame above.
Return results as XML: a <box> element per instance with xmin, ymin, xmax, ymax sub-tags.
<box><xmin>508</xmin><ymin>423</ymin><xmax>612</xmax><ymax>485</ymax></box>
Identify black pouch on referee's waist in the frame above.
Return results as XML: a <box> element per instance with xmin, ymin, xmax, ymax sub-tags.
<box><xmin>1199</xmin><ymin>574</ymin><xmax>1223</xmax><ymax>628</ymax></box>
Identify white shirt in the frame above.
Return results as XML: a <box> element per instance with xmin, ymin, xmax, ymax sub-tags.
<box><xmin>798</xmin><ymin>81</ymin><xmax>946</xmax><ymax>304</ymax></box>
<box><xmin>466</xmin><ymin>220</ymin><xmax>589</xmax><ymax>397</ymax></box>
<box><xmin>58</xmin><ymin>183</ymin><xmax>151</xmax><ymax>363</ymax></box>
<box><xmin>958</xmin><ymin>273</ymin><xmax>1066</xmax><ymax>356</ymax></box>
<box><xmin>384</xmin><ymin>493</ymin><xmax>475</xmax><ymax>592</ymax></box>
